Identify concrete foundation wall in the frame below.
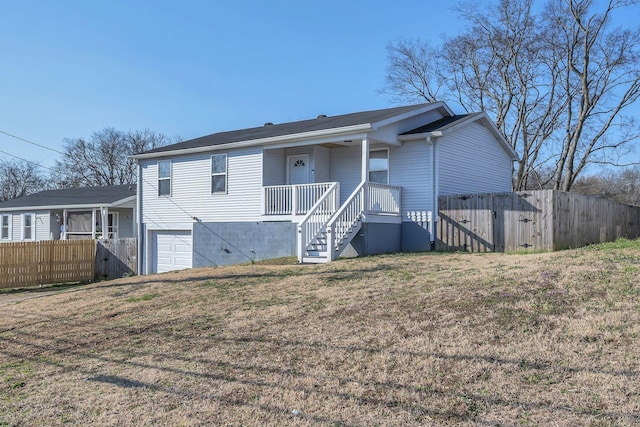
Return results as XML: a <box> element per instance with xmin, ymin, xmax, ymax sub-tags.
<box><xmin>341</xmin><ymin>222</ymin><xmax>402</xmax><ymax>258</ymax></box>
<box><xmin>401</xmin><ymin>221</ymin><xmax>432</xmax><ymax>252</ymax></box>
<box><xmin>193</xmin><ymin>221</ymin><xmax>296</xmax><ymax>267</ymax></box>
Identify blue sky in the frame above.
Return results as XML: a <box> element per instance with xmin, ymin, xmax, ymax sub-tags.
<box><xmin>1</xmin><ymin>1</ymin><xmax>638</xmax><ymax>171</ymax></box>
<box><xmin>0</xmin><ymin>0</ymin><xmax>459</xmax><ymax>169</ymax></box>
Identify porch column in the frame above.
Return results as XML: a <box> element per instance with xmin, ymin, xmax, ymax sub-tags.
<box><xmin>91</xmin><ymin>209</ymin><xmax>97</xmax><ymax>239</ymax></box>
<box><xmin>100</xmin><ymin>207</ymin><xmax>109</xmax><ymax>239</ymax></box>
<box><xmin>62</xmin><ymin>209</ymin><xmax>67</xmax><ymax>240</ymax></box>
<box><xmin>361</xmin><ymin>137</ymin><xmax>369</xmax><ymax>182</ymax></box>
<box><xmin>361</xmin><ymin>137</ymin><xmax>369</xmax><ymax>213</ymax></box>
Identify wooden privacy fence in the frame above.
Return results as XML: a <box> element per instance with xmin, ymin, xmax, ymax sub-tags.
<box><xmin>95</xmin><ymin>238</ymin><xmax>137</xmax><ymax>280</ymax></box>
<box><xmin>437</xmin><ymin>190</ymin><xmax>640</xmax><ymax>252</ymax></box>
<box><xmin>0</xmin><ymin>238</ymin><xmax>138</xmax><ymax>289</ymax></box>
<box><xmin>0</xmin><ymin>240</ymin><xmax>95</xmax><ymax>289</ymax></box>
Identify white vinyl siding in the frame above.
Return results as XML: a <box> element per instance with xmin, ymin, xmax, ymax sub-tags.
<box><xmin>329</xmin><ymin>145</ymin><xmax>362</xmax><ymax>203</ymax></box>
<box><xmin>262</xmin><ymin>148</ymin><xmax>285</xmax><ymax>186</ymax></box>
<box><xmin>35</xmin><ymin>212</ymin><xmax>50</xmax><ymax>241</ymax></box>
<box><xmin>389</xmin><ymin>141</ymin><xmax>434</xmax><ymax>219</ymax></box>
<box><xmin>141</xmin><ymin>146</ymin><xmax>263</xmax><ymax>226</ymax></box>
<box><xmin>438</xmin><ymin>122</ymin><xmax>513</xmax><ymax>195</ymax></box>
<box><xmin>111</xmin><ymin>208</ymin><xmax>135</xmax><ymax>238</ymax></box>
<box><xmin>5</xmin><ymin>211</ymin><xmax>49</xmax><ymax>241</ymax></box>
<box><xmin>313</xmin><ymin>146</ymin><xmax>331</xmax><ymax>183</ymax></box>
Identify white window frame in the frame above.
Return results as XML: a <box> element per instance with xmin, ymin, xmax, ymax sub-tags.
<box><xmin>22</xmin><ymin>213</ymin><xmax>35</xmax><ymax>241</ymax></box>
<box><xmin>211</xmin><ymin>154</ymin><xmax>228</xmax><ymax>194</ymax></box>
<box><xmin>1</xmin><ymin>214</ymin><xmax>11</xmax><ymax>240</ymax></box>
<box><xmin>158</xmin><ymin>160</ymin><xmax>172</xmax><ymax>196</ymax></box>
<box><xmin>108</xmin><ymin>212</ymin><xmax>119</xmax><ymax>238</ymax></box>
<box><xmin>93</xmin><ymin>210</ymin><xmax>119</xmax><ymax>238</ymax></box>
<box><xmin>369</xmin><ymin>148</ymin><xmax>389</xmax><ymax>184</ymax></box>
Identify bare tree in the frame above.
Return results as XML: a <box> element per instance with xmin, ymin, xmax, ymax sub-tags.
<box><xmin>384</xmin><ymin>0</ymin><xmax>640</xmax><ymax>191</ymax></box>
<box><xmin>546</xmin><ymin>0</ymin><xmax>640</xmax><ymax>190</ymax></box>
<box><xmin>50</xmin><ymin>128</ymin><xmax>174</xmax><ymax>188</ymax></box>
<box><xmin>573</xmin><ymin>166</ymin><xmax>640</xmax><ymax>205</ymax></box>
<box><xmin>0</xmin><ymin>159</ymin><xmax>47</xmax><ymax>201</ymax></box>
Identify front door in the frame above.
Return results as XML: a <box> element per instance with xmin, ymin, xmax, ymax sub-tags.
<box><xmin>288</xmin><ymin>155</ymin><xmax>309</xmax><ymax>185</ymax></box>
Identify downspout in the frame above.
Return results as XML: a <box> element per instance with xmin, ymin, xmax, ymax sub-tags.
<box><xmin>427</xmin><ymin>135</ymin><xmax>438</xmax><ymax>248</ymax></box>
<box><xmin>136</xmin><ymin>160</ymin><xmax>143</xmax><ymax>275</ymax></box>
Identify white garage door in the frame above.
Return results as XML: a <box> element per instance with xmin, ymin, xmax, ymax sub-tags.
<box><xmin>153</xmin><ymin>230</ymin><xmax>193</xmax><ymax>273</ymax></box>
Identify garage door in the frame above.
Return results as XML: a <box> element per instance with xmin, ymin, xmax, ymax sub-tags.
<box><xmin>153</xmin><ymin>230</ymin><xmax>193</xmax><ymax>273</ymax></box>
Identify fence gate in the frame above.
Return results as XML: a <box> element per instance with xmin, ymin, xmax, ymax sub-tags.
<box><xmin>437</xmin><ymin>191</ymin><xmax>552</xmax><ymax>252</ymax></box>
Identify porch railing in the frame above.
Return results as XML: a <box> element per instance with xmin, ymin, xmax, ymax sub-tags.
<box><xmin>263</xmin><ymin>182</ymin><xmax>335</xmax><ymax>216</ymax></box>
<box><xmin>297</xmin><ymin>182</ymin><xmax>340</xmax><ymax>261</ymax></box>
<box><xmin>367</xmin><ymin>182</ymin><xmax>402</xmax><ymax>215</ymax></box>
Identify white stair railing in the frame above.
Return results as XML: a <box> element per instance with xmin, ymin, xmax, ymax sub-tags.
<box><xmin>325</xmin><ymin>181</ymin><xmax>366</xmax><ymax>261</ymax></box>
<box><xmin>294</xmin><ymin>182</ymin><xmax>334</xmax><ymax>215</ymax></box>
<box><xmin>297</xmin><ymin>182</ymin><xmax>339</xmax><ymax>262</ymax></box>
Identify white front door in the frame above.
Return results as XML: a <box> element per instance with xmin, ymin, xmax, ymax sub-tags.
<box><xmin>288</xmin><ymin>155</ymin><xmax>309</xmax><ymax>185</ymax></box>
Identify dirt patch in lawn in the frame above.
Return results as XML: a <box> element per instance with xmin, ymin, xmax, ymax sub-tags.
<box><xmin>1</xmin><ymin>241</ymin><xmax>639</xmax><ymax>426</ymax></box>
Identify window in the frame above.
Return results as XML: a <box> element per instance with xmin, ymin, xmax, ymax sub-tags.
<box><xmin>1</xmin><ymin>214</ymin><xmax>10</xmax><ymax>240</ymax></box>
<box><xmin>211</xmin><ymin>154</ymin><xmax>227</xmax><ymax>193</ymax></box>
<box><xmin>158</xmin><ymin>160</ymin><xmax>171</xmax><ymax>196</ymax></box>
<box><xmin>94</xmin><ymin>210</ymin><xmax>119</xmax><ymax>238</ymax></box>
<box><xmin>369</xmin><ymin>149</ymin><xmax>389</xmax><ymax>184</ymax></box>
<box><xmin>23</xmin><ymin>213</ymin><xmax>34</xmax><ymax>240</ymax></box>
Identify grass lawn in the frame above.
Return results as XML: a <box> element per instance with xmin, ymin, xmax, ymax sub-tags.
<box><xmin>1</xmin><ymin>240</ymin><xmax>639</xmax><ymax>426</ymax></box>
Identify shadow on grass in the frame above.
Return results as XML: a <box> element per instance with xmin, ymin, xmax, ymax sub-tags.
<box><xmin>2</xmin><ymin>326</ymin><xmax>640</xmax><ymax>425</ymax></box>
<box><xmin>0</xmin><ymin>281</ymin><xmax>89</xmax><ymax>295</ymax></box>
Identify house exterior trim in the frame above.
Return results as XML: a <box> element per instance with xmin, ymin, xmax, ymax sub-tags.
<box><xmin>131</xmin><ymin>124</ymin><xmax>373</xmax><ymax>160</ymax></box>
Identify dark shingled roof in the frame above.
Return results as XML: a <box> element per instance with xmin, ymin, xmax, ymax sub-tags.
<box><xmin>0</xmin><ymin>185</ymin><xmax>137</xmax><ymax>209</ymax></box>
<box><xmin>401</xmin><ymin>113</ymin><xmax>483</xmax><ymax>135</ymax></box>
<box><xmin>142</xmin><ymin>103</ymin><xmax>435</xmax><ymax>155</ymax></box>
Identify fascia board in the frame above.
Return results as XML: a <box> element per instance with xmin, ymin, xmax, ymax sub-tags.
<box><xmin>371</xmin><ymin>102</ymin><xmax>449</xmax><ymax>130</ymax></box>
<box><xmin>0</xmin><ymin>199</ymin><xmax>135</xmax><ymax>212</ymax></box>
<box><xmin>264</xmin><ymin>132</ymin><xmax>370</xmax><ymax>150</ymax></box>
<box><xmin>130</xmin><ymin>123</ymin><xmax>373</xmax><ymax>160</ymax></box>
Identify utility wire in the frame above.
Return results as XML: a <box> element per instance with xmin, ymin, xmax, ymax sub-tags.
<box><xmin>0</xmin><ymin>130</ymin><xmax>65</xmax><ymax>155</ymax></box>
<box><xmin>0</xmin><ymin>149</ymin><xmax>55</xmax><ymax>171</ymax></box>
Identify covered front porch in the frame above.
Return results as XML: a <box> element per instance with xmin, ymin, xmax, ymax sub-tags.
<box><xmin>56</xmin><ymin>207</ymin><xmax>120</xmax><ymax>240</ymax></box>
<box><xmin>261</xmin><ymin>136</ymin><xmax>402</xmax><ymax>220</ymax></box>
<box><xmin>260</xmin><ymin>136</ymin><xmax>403</xmax><ymax>263</ymax></box>
<box><xmin>262</xmin><ymin>181</ymin><xmax>401</xmax><ymax>220</ymax></box>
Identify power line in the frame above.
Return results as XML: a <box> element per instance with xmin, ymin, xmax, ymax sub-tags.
<box><xmin>0</xmin><ymin>130</ymin><xmax>65</xmax><ymax>155</ymax></box>
<box><xmin>0</xmin><ymin>149</ymin><xmax>55</xmax><ymax>171</ymax></box>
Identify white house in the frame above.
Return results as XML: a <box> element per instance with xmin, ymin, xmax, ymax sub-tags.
<box><xmin>132</xmin><ymin>102</ymin><xmax>518</xmax><ymax>274</ymax></box>
<box><xmin>0</xmin><ymin>185</ymin><xmax>137</xmax><ymax>242</ymax></box>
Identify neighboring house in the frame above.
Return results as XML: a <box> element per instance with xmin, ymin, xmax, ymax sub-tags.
<box><xmin>132</xmin><ymin>102</ymin><xmax>518</xmax><ymax>274</ymax></box>
<box><xmin>0</xmin><ymin>185</ymin><xmax>137</xmax><ymax>242</ymax></box>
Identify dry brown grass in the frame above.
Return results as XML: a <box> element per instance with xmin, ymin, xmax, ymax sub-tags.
<box><xmin>1</xmin><ymin>240</ymin><xmax>640</xmax><ymax>426</ymax></box>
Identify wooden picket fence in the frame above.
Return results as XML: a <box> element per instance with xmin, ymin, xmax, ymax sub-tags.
<box><xmin>0</xmin><ymin>238</ymin><xmax>138</xmax><ymax>289</ymax></box>
<box><xmin>0</xmin><ymin>240</ymin><xmax>96</xmax><ymax>289</ymax></box>
<box><xmin>437</xmin><ymin>190</ymin><xmax>640</xmax><ymax>252</ymax></box>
